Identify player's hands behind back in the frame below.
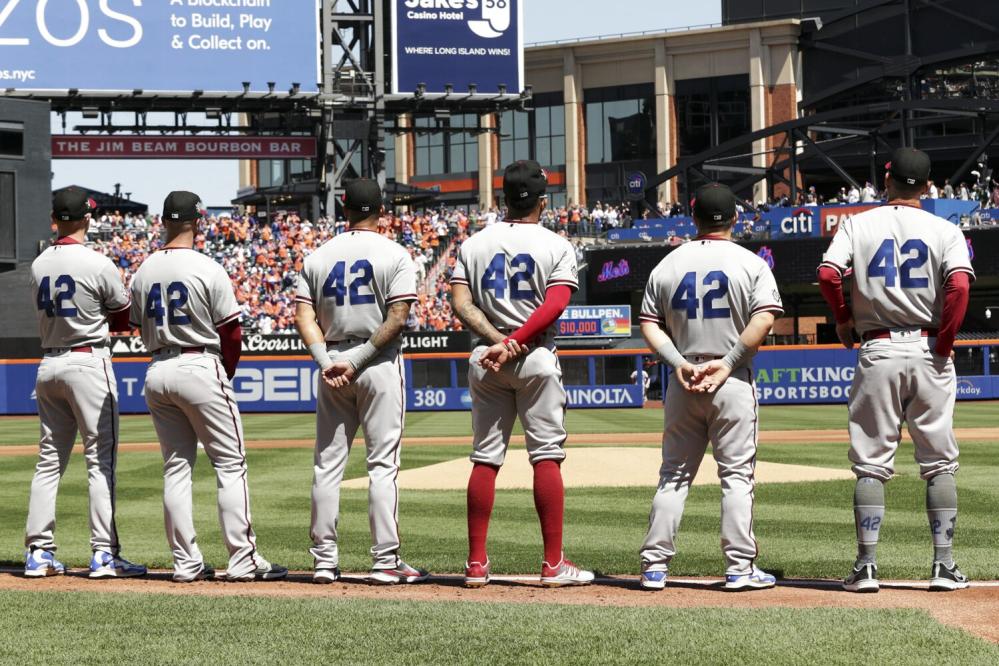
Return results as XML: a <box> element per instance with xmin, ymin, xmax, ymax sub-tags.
<box><xmin>689</xmin><ymin>360</ymin><xmax>732</xmax><ymax>394</ymax></box>
<box><xmin>479</xmin><ymin>339</ymin><xmax>525</xmax><ymax>372</ymax></box>
<box><xmin>323</xmin><ymin>361</ymin><xmax>356</xmax><ymax>389</ymax></box>
<box><xmin>836</xmin><ymin>317</ymin><xmax>857</xmax><ymax>349</ymax></box>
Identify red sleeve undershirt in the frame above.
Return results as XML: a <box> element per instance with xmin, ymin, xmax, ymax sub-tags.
<box><xmin>817</xmin><ymin>265</ymin><xmax>852</xmax><ymax>325</ymax></box>
<box><xmin>935</xmin><ymin>272</ymin><xmax>971</xmax><ymax>357</ymax></box>
<box><xmin>509</xmin><ymin>285</ymin><xmax>573</xmax><ymax>346</ymax></box>
<box><xmin>216</xmin><ymin>320</ymin><xmax>242</xmax><ymax>379</ymax></box>
<box><xmin>108</xmin><ymin>309</ymin><xmax>131</xmax><ymax>333</ymax></box>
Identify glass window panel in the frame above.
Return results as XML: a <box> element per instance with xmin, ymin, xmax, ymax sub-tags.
<box><xmin>536</xmin><ymin>106</ymin><xmax>550</xmax><ymax>137</ymax></box>
<box><xmin>416</xmin><ymin>148</ymin><xmax>429</xmax><ymax>176</ymax></box>
<box><xmin>465</xmin><ymin>141</ymin><xmax>478</xmax><ymax>169</ymax></box>
<box><xmin>271</xmin><ymin>160</ymin><xmax>285</xmax><ymax>185</ymax></box>
<box><xmin>430</xmin><ymin>146</ymin><xmax>444</xmax><ymax>174</ymax></box>
<box><xmin>514</xmin><ymin>138</ymin><xmax>530</xmax><ymax>162</ymax></box>
<box><xmin>551</xmin><ymin>136</ymin><xmax>566</xmax><ymax>165</ymax></box>
<box><xmin>536</xmin><ymin>137</ymin><xmax>551</xmax><ymax>166</ymax></box>
<box><xmin>500</xmin><ymin>139</ymin><xmax>512</xmax><ymax>167</ymax></box>
<box><xmin>450</xmin><ymin>143</ymin><xmax>464</xmax><ymax>172</ymax></box>
<box><xmin>586</xmin><ymin>103</ymin><xmax>604</xmax><ymax>163</ymax></box>
<box><xmin>550</xmin><ymin>105</ymin><xmax>565</xmax><ymax>135</ymax></box>
<box><xmin>514</xmin><ymin>111</ymin><xmax>529</xmax><ymax>136</ymax></box>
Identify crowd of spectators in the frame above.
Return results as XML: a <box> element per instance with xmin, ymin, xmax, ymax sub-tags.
<box><xmin>77</xmin><ymin>205</ymin><xmax>593</xmax><ymax>335</ymax></box>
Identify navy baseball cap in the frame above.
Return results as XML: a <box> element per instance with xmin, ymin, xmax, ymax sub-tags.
<box><xmin>692</xmin><ymin>183</ymin><xmax>737</xmax><ymax>225</ymax></box>
<box><xmin>52</xmin><ymin>187</ymin><xmax>95</xmax><ymax>222</ymax></box>
<box><xmin>886</xmin><ymin>147</ymin><xmax>931</xmax><ymax>186</ymax></box>
<box><xmin>503</xmin><ymin>160</ymin><xmax>548</xmax><ymax>208</ymax></box>
<box><xmin>343</xmin><ymin>179</ymin><xmax>382</xmax><ymax>214</ymax></box>
<box><xmin>163</xmin><ymin>191</ymin><xmax>206</xmax><ymax>223</ymax></box>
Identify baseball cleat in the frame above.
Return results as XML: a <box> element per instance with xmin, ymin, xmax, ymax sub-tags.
<box><xmin>88</xmin><ymin>551</ymin><xmax>148</xmax><ymax>579</ymax></box>
<box><xmin>639</xmin><ymin>566</ymin><xmax>668</xmax><ymax>591</ymax></box>
<box><xmin>842</xmin><ymin>562</ymin><xmax>879</xmax><ymax>593</ymax></box>
<box><xmin>313</xmin><ymin>567</ymin><xmax>342</xmax><ymax>584</ymax></box>
<box><xmin>369</xmin><ymin>561</ymin><xmax>430</xmax><ymax>585</ymax></box>
<box><xmin>929</xmin><ymin>562</ymin><xmax>969</xmax><ymax>592</ymax></box>
<box><xmin>24</xmin><ymin>548</ymin><xmax>65</xmax><ymax>578</ymax></box>
<box><xmin>173</xmin><ymin>566</ymin><xmax>215</xmax><ymax>583</ymax></box>
<box><xmin>464</xmin><ymin>560</ymin><xmax>491</xmax><ymax>588</ymax></box>
<box><xmin>540</xmin><ymin>555</ymin><xmax>595</xmax><ymax>587</ymax></box>
<box><xmin>725</xmin><ymin>566</ymin><xmax>777</xmax><ymax>591</ymax></box>
<box><xmin>226</xmin><ymin>560</ymin><xmax>289</xmax><ymax>582</ymax></box>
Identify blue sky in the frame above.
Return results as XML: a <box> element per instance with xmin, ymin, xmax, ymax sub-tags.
<box><xmin>51</xmin><ymin>1</ymin><xmax>721</xmax><ymax>211</ymax></box>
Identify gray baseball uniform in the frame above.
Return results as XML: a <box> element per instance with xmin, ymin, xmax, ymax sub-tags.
<box><xmin>26</xmin><ymin>238</ymin><xmax>130</xmax><ymax>555</ymax></box>
<box><xmin>295</xmin><ymin>229</ymin><xmax>417</xmax><ymax>570</ymax></box>
<box><xmin>130</xmin><ymin>248</ymin><xmax>260</xmax><ymax>580</ymax></box>
<box><xmin>820</xmin><ymin>205</ymin><xmax>976</xmax><ymax>481</ymax></box>
<box><xmin>450</xmin><ymin>222</ymin><xmax>579</xmax><ymax>466</ymax></box>
<box><xmin>638</xmin><ymin>238</ymin><xmax>783</xmax><ymax>575</ymax></box>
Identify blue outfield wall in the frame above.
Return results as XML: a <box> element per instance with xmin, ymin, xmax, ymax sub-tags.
<box><xmin>1</xmin><ymin>345</ymin><xmax>994</xmax><ymax>415</ymax></box>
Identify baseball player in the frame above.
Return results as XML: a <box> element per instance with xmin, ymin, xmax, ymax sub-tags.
<box><xmin>130</xmin><ymin>191</ymin><xmax>286</xmax><ymax>583</ymax></box>
<box><xmin>819</xmin><ymin>148</ymin><xmax>974</xmax><ymax>593</ymax></box>
<box><xmin>294</xmin><ymin>179</ymin><xmax>428</xmax><ymax>585</ymax></box>
<box><xmin>24</xmin><ymin>188</ymin><xmax>147</xmax><ymax>579</ymax></box>
<box><xmin>451</xmin><ymin>160</ymin><xmax>594</xmax><ymax>588</ymax></box>
<box><xmin>638</xmin><ymin>183</ymin><xmax>783</xmax><ymax>591</ymax></box>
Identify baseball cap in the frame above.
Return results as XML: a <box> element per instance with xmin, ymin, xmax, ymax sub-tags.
<box><xmin>692</xmin><ymin>183</ymin><xmax>737</xmax><ymax>225</ymax></box>
<box><xmin>52</xmin><ymin>187</ymin><xmax>95</xmax><ymax>222</ymax></box>
<box><xmin>162</xmin><ymin>191</ymin><xmax>206</xmax><ymax>223</ymax></box>
<box><xmin>503</xmin><ymin>160</ymin><xmax>548</xmax><ymax>208</ymax></box>
<box><xmin>343</xmin><ymin>179</ymin><xmax>382</xmax><ymax>214</ymax></box>
<box><xmin>886</xmin><ymin>147</ymin><xmax>931</xmax><ymax>186</ymax></box>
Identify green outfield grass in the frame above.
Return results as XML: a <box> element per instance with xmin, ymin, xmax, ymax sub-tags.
<box><xmin>2</xmin><ymin>592</ymin><xmax>996</xmax><ymax>665</ymax></box>
<box><xmin>0</xmin><ymin>401</ymin><xmax>996</xmax><ymax>446</ymax></box>
<box><xmin>2</xmin><ymin>430</ymin><xmax>997</xmax><ymax>581</ymax></box>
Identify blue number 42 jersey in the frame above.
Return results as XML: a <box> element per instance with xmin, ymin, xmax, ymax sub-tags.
<box><xmin>820</xmin><ymin>205</ymin><xmax>975</xmax><ymax>335</ymax></box>
<box><xmin>450</xmin><ymin>222</ymin><xmax>578</xmax><ymax>332</ymax></box>
<box><xmin>640</xmin><ymin>238</ymin><xmax>783</xmax><ymax>361</ymax></box>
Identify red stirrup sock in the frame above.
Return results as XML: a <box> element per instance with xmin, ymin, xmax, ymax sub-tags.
<box><xmin>467</xmin><ymin>463</ymin><xmax>499</xmax><ymax>564</ymax></box>
<box><xmin>533</xmin><ymin>460</ymin><xmax>565</xmax><ymax>565</ymax></box>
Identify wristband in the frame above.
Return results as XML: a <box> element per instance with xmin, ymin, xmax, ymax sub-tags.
<box><xmin>721</xmin><ymin>339</ymin><xmax>752</xmax><ymax>370</ymax></box>
<box><xmin>655</xmin><ymin>338</ymin><xmax>687</xmax><ymax>370</ymax></box>
<box><xmin>308</xmin><ymin>342</ymin><xmax>334</xmax><ymax>371</ymax></box>
<box><xmin>344</xmin><ymin>341</ymin><xmax>379</xmax><ymax>371</ymax></box>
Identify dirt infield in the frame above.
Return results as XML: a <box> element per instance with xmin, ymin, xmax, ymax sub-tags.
<box><xmin>1</xmin><ymin>570</ymin><xmax>996</xmax><ymax>642</ymax></box>
<box><xmin>1</xmin><ymin>427</ymin><xmax>997</xmax><ymax>457</ymax></box>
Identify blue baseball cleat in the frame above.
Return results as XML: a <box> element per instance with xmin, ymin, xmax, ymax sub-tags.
<box><xmin>89</xmin><ymin>551</ymin><xmax>148</xmax><ymax>579</ymax></box>
<box><xmin>639</xmin><ymin>568</ymin><xmax>668</xmax><ymax>590</ymax></box>
<box><xmin>24</xmin><ymin>547</ymin><xmax>65</xmax><ymax>578</ymax></box>
<box><xmin>724</xmin><ymin>566</ymin><xmax>776</xmax><ymax>591</ymax></box>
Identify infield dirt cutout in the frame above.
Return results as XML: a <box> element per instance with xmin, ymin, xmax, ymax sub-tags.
<box><xmin>341</xmin><ymin>447</ymin><xmax>854</xmax><ymax>490</ymax></box>
<box><xmin>1</xmin><ymin>571</ymin><xmax>997</xmax><ymax>643</ymax></box>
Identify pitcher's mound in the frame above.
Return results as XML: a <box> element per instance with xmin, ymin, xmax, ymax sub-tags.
<box><xmin>342</xmin><ymin>447</ymin><xmax>854</xmax><ymax>490</ymax></box>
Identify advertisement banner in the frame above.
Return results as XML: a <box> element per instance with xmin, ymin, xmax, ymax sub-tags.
<box><xmin>391</xmin><ymin>0</ymin><xmax>523</xmax><ymax>95</ymax></box>
<box><xmin>51</xmin><ymin>136</ymin><xmax>318</xmax><ymax>160</ymax></box>
<box><xmin>557</xmin><ymin>306</ymin><xmax>632</xmax><ymax>338</ymax></box>
<box><xmin>0</xmin><ymin>1</ymin><xmax>320</xmax><ymax>93</ymax></box>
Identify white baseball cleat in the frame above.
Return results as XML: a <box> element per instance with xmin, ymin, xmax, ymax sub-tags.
<box><xmin>313</xmin><ymin>568</ymin><xmax>342</xmax><ymax>584</ymax></box>
<box><xmin>540</xmin><ymin>555</ymin><xmax>595</xmax><ymax>587</ymax></box>
<box><xmin>24</xmin><ymin>548</ymin><xmax>65</xmax><ymax>578</ymax></box>
<box><xmin>725</xmin><ymin>566</ymin><xmax>777</xmax><ymax>591</ymax></box>
<box><xmin>369</xmin><ymin>561</ymin><xmax>430</xmax><ymax>585</ymax></box>
<box><xmin>88</xmin><ymin>551</ymin><xmax>148</xmax><ymax>579</ymax></box>
<box><xmin>639</xmin><ymin>565</ymin><xmax>668</xmax><ymax>591</ymax></box>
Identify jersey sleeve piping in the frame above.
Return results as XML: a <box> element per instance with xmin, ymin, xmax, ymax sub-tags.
<box><xmin>450</xmin><ymin>277</ymin><xmax>471</xmax><ymax>286</ymax></box>
<box><xmin>751</xmin><ymin>304</ymin><xmax>784</xmax><ymax>316</ymax></box>
<box><xmin>108</xmin><ymin>300</ymin><xmax>131</xmax><ymax>314</ymax></box>
<box><xmin>818</xmin><ymin>261</ymin><xmax>846</xmax><ymax>275</ymax></box>
<box><xmin>213</xmin><ymin>311</ymin><xmax>241</xmax><ymax>327</ymax></box>
<box><xmin>294</xmin><ymin>295</ymin><xmax>315</xmax><ymax>305</ymax></box>
<box><xmin>639</xmin><ymin>313</ymin><xmax>665</xmax><ymax>324</ymax></box>
<box><xmin>944</xmin><ymin>266</ymin><xmax>976</xmax><ymax>283</ymax></box>
<box><xmin>386</xmin><ymin>293</ymin><xmax>418</xmax><ymax>304</ymax></box>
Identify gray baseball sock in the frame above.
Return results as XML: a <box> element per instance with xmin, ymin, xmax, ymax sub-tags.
<box><xmin>926</xmin><ymin>473</ymin><xmax>958</xmax><ymax>567</ymax></box>
<box><xmin>854</xmin><ymin>477</ymin><xmax>885</xmax><ymax>565</ymax></box>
